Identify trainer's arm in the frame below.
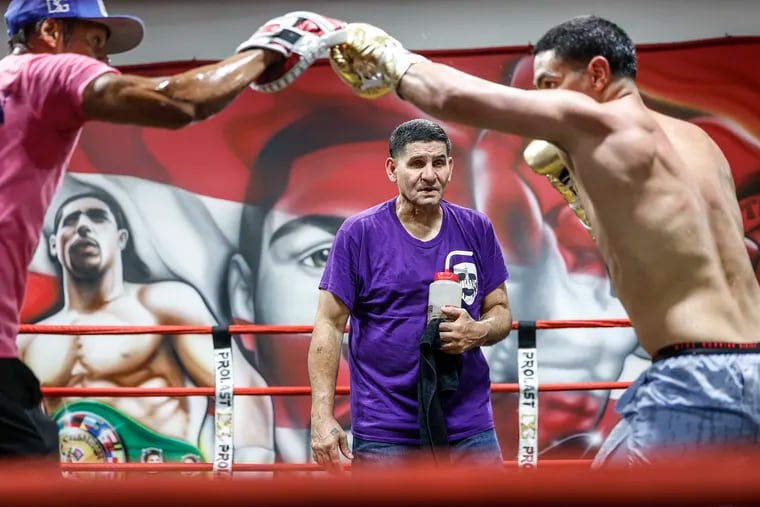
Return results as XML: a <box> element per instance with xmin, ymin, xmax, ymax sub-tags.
<box><xmin>308</xmin><ymin>290</ymin><xmax>350</xmax><ymax>421</ymax></box>
<box><xmin>439</xmin><ymin>282</ymin><xmax>511</xmax><ymax>354</ymax></box>
<box><xmin>478</xmin><ymin>282</ymin><xmax>513</xmax><ymax>346</ymax></box>
<box><xmin>397</xmin><ymin>62</ymin><xmax>608</xmax><ymax>149</ymax></box>
<box><xmin>82</xmin><ymin>49</ymin><xmax>280</xmax><ymax>129</ymax></box>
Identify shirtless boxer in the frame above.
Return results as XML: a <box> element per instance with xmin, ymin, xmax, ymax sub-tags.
<box><xmin>0</xmin><ymin>0</ymin><xmax>343</xmax><ymax>458</ymax></box>
<box><xmin>474</xmin><ymin>128</ymin><xmax>642</xmax><ymax>459</ymax></box>
<box><xmin>20</xmin><ymin>191</ymin><xmax>274</xmax><ymax>464</ymax></box>
<box><xmin>328</xmin><ymin>15</ymin><xmax>760</xmax><ymax>465</ymax></box>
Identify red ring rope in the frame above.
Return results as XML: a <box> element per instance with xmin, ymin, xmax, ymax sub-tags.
<box><xmin>41</xmin><ymin>381</ymin><xmax>630</xmax><ymax>398</ymax></box>
<box><xmin>18</xmin><ymin>318</ymin><xmax>632</xmax><ymax>335</ymax></box>
<box><xmin>58</xmin><ymin>459</ymin><xmax>593</xmax><ymax>473</ymax></box>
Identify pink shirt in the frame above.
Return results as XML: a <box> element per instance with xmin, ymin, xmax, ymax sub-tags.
<box><xmin>0</xmin><ymin>53</ymin><xmax>116</xmax><ymax>358</ymax></box>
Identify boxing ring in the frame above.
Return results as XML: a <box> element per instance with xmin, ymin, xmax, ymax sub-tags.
<box><xmin>24</xmin><ymin>318</ymin><xmax>632</xmax><ymax>473</ymax></box>
<box><xmin>5</xmin><ymin>318</ymin><xmax>760</xmax><ymax>505</ymax></box>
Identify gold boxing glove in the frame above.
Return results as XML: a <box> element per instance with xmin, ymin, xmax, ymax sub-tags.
<box><xmin>328</xmin><ymin>23</ymin><xmax>429</xmax><ymax>99</ymax></box>
<box><xmin>523</xmin><ymin>140</ymin><xmax>592</xmax><ymax>231</ymax></box>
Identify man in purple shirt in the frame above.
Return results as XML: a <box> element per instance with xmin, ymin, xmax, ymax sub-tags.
<box><xmin>308</xmin><ymin>119</ymin><xmax>513</xmax><ymax>473</ymax></box>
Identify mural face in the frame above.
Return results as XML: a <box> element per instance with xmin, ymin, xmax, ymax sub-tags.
<box><xmin>20</xmin><ymin>38</ymin><xmax>760</xmax><ymax>465</ymax></box>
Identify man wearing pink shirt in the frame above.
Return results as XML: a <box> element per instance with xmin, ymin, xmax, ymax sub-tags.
<box><xmin>0</xmin><ymin>0</ymin><xmax>345</xmax><ymax>459</ymax></box>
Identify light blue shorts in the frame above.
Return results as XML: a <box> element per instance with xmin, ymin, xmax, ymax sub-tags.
<box><xmin>592</xmin><ymin>349</ymin><xmax>760</xmax><ymax>467</ymax></box>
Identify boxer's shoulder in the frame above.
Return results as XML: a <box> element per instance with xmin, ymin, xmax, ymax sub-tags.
<box><xmin>132</xmin><ymin>280</ymin><xmax>208</xmax><ymax>317</ymax></box>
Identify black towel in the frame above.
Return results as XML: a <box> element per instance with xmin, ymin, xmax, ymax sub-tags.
<box><xmin>418</xmin><ymin>318</ymin><xmax>463</xmax><ymax>463</ymax></box>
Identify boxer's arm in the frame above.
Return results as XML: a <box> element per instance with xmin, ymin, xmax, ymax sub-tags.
<box><xmin>81</xmin><ymin>49</ymin><xmax>281</xmax><ymax>129</ymax></box>
<box><xmin>398</xmin><ymin>61</ymin><xmax>608</xmax><ymax>150</ymax></box>
<box><xmin>20</xmin><ymin>314</ymin><xmax>76</xmax><ymax>388</ymax></box>
<box><xmin>141</xmin><ymin>281</ymin><xmax>276</xmax><ymax>458</ymax></box>
<box><xmin>139</xmin><ymin>280</ymin><xmax>219</xmax><ymax>385</ymax></box>
<box><xmin>331</xmin><ymin>24</ymin><xmax>609</xmax><ymax>146</ymax></box>
<box><xmin>16</xmin><ymin>333</ymin><xmax>34</xmax><ymax>360</ymax></box>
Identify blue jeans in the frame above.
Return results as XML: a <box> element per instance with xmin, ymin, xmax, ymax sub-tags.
<box><xmin>592</xmin><ymin>353</ymin><xmax>760</xmax><ymax>468</ymax></box>
<box><xmin>352</xmin><ymin>429</ymin><xmax>503</xmax><ymax>472</ymax></box>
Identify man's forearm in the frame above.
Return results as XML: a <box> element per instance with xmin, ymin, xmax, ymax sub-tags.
<box><xmin>154</xmin><ymin>49</ymin><xmax>280</xmax><ymax>120</ymax></box>
<box><xmin>308</xmin><ymin>322</ymin><xmax>344</xmax><ymax>419</ymax></box>
<box><xmin>398</xmin><ymin>62</ymin><xmax>478</xmax><ymax>125</ymax></box>
<box><xmin>397</xmin><ymin>61</ymin><xmax>577</xmax><ymax>144</ymax></box>
<box><xmin>479</xmin><ymin>306</ymin><xmax>513</xmax><ymax>346</ymax></box>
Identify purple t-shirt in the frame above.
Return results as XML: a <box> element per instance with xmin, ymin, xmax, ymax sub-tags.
<box><xmin>320</xmin><ymin>197</ymin><xmax>509</xmax><ymax>444</ymax></box>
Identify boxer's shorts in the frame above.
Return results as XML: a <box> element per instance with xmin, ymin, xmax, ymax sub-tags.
<box><xmin>592</xmin><ymin>347</ymin><xmax>760</xmax><ymax>467</ymax></box>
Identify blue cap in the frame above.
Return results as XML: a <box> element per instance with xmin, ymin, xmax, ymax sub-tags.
<box><xmin>5</xmin><ymin>0</ymin><xmax>144</xmax><ymax>54</ymax></box>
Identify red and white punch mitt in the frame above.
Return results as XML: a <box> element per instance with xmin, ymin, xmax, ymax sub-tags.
<box><xmin>237</xmin><ymin>11</ymin><xmax>348</xmax><ymax>93</ymax></box>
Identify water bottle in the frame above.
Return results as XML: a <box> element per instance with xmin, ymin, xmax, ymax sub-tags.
<box><xmin>427</xmin><ymin>270</ymin><xmax>462</xmax><ymax>323</ymax></box>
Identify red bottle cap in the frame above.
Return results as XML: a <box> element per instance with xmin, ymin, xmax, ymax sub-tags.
<box><xmin>434</xmin><ymin>271</ymin><xmax>459</xmax><ymax>282</ymax></box>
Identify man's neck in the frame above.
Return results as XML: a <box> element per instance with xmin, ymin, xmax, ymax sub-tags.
<box><xmin>395</xmin><ymin>196</ymin><xmax>443</xmax><ymax>241</ymax></box>
<box><xmin>63</xmin><ymin>270</ymin><xmax>125</xmax><ymax>312</ymax></box>
<box><xmin>603</xmin><ymin>78</ymin><xmax>639</xmax><ymax>103</ymax></box>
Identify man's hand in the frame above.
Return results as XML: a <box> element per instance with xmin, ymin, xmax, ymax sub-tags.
<box><xmin>328</xmin><ymin>22</ymin><xmax>429</xmax><ymax>99</ymax></box>
<box><xmin>310</xmin><ymin>416</ymin><xmax>353</xmax><ymax>474</ymax></box>
<box><xmin>236</xmin><ymin>11</ymin><xmax>348</xmax><ymax>93</ymax></box>
<box><xmin>438</xmin><ymin>306</ymin><xmax>489</xmax><ymax>354</ymax></box>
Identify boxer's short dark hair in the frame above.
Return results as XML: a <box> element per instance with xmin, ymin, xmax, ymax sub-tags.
<box><xmin>533</xmin><ymin>15</ymin><xmax>637</xmax><ymax>79</ymax></box>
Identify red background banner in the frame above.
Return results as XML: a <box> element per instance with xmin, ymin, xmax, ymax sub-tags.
<box><xmin>20</xmin><ymin>37</ymin><xmax>760</xmax><ymax>465</ymax></box>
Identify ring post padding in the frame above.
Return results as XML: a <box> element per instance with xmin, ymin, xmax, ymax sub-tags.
<box><xmin>517</xmin><ymin>320</ymin><xmax>538</xmax><ymax>468</ymax></box>
<box><xmin>212</xmin><ymin>326</ymin><xmax>234</xmax><ymax>477</ymax></box>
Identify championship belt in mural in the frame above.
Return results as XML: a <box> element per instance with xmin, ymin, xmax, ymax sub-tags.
<box><xmin>56</xmin><ymin>401</ymin><xmax>203</xmax><ymax>474</ymax></box>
